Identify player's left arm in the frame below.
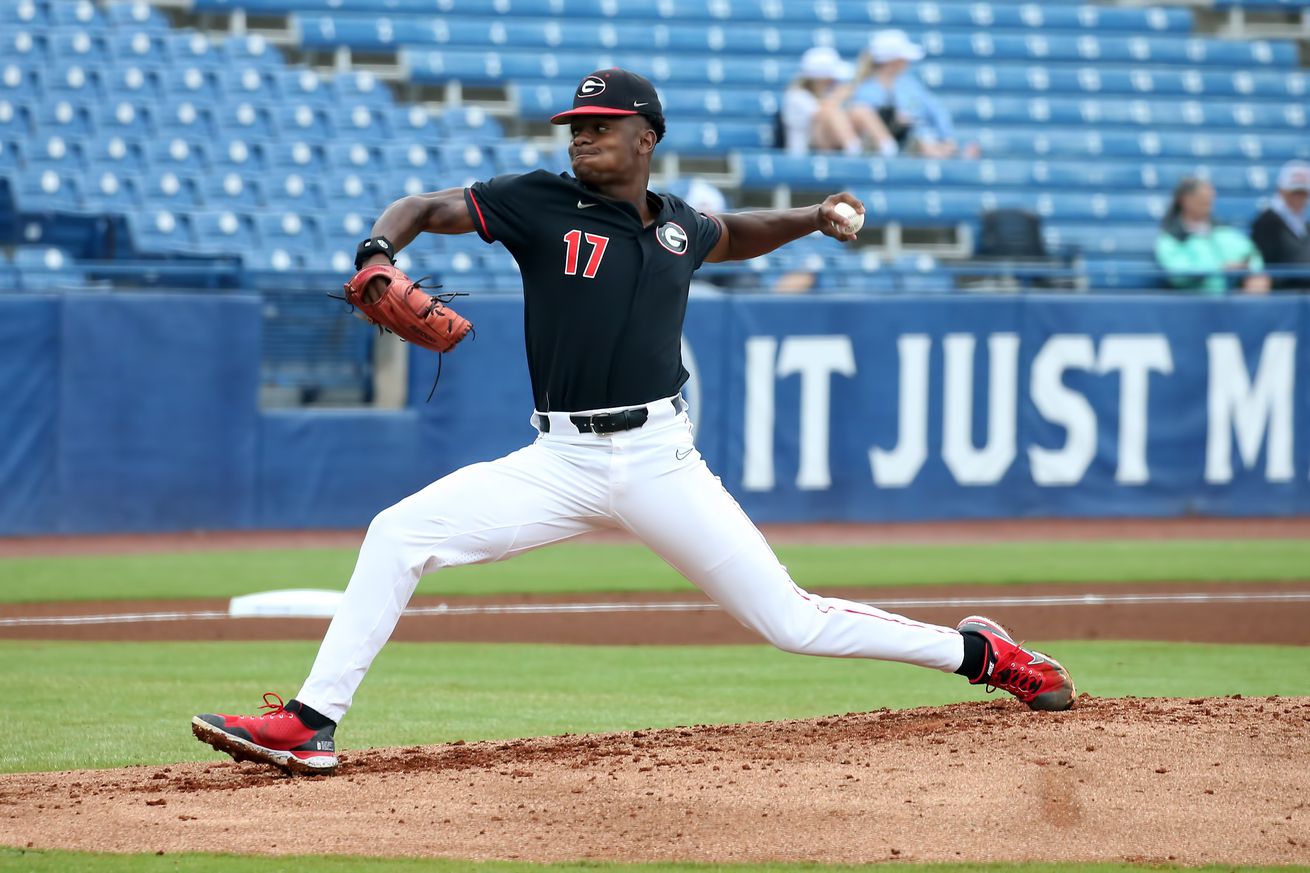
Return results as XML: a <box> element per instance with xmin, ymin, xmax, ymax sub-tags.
<box><xmin>704</xmin><ymin>193</ymin><xmax>864</xmax><ymax>263</ymax></box>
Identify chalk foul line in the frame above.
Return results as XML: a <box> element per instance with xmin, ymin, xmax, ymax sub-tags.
<box><xmin>1</xmin><ymin>590</ymin><xmax>1308</xmax><ymax>627</ymax></box>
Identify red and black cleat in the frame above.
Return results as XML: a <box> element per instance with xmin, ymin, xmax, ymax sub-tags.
<box><xmin>958</xmin><ymin>616</ymin><xmax>1076</xmax><ymax>711</ymax></box>
<box><xmin>192</xmin><ymin>692</ymin><xmax>337</xmax><ymax>775</ymax></box>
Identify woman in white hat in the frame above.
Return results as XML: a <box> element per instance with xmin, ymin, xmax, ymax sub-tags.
<box><xmin>780</xmin><ymin>46</ymin><xmax>894</xmax><ymax>158</ymax></box>
<box><xmin>851</xmin><ymin>30</ymin><xmax>976</xmax><ymax>159</ymax></box>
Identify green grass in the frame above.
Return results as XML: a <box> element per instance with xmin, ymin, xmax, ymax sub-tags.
<box><xmin>1</xmin><ymin>639</ymin><xmax>1305</xmax><ymax>774</ymax></box>
<box><xmin>2</xmin><ymin>539</ymin><xmax>1308</xmax><ymax>602</ymax></box>
<box><xmin>1</xmin><ymin>852</ymin><xmax>1305</xmax><ymax>873</ymax></box>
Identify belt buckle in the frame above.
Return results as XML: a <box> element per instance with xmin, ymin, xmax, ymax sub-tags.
<box><xmin>590</xmin><ymin>412</ymin><xmax>617</xmax><ymax>435</ymax></box>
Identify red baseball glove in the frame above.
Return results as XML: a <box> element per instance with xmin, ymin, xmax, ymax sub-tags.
<box><xmin>343</xmin><ymin>264</ymin><xmax>472</xmax><ymax>353</ymax></box>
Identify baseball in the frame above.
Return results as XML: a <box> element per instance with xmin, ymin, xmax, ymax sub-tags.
<box><xmin>832</xmin><ymin>201</ymin><xmax>864</xmax><ymax>236</ymax></box>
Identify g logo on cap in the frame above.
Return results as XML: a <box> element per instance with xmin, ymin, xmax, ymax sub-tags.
<box><xmin>577</xmin><ymin>76</ymin><xmax>606</xmax><ymax>98</ymax></box>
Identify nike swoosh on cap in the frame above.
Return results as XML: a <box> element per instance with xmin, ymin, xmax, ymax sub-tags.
<box><xmin>577</xmin><ymin>200</ymin><xmax>597</xmax><ymax>208</ymax></box>
<box><xmin>634</xmin><ymin>101</ymin><xmax>649</xmax><ymax>107</ymax></box>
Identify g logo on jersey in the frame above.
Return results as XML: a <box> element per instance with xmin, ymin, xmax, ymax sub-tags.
<box><xmin>656</xmin><ymin>222</ymin><xmax>688</xmax><ymax>255</ymax></box>
<box><xmin>577</xmin><ymin>76</ymin><xmax>606</xmax><ymax>98</ymax></box>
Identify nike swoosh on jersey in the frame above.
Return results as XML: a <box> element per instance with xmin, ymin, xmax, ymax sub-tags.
<box><xmin>577</xmin><ymin>200</ymin><xmax>597</xmax><ymax>208</ymax></box>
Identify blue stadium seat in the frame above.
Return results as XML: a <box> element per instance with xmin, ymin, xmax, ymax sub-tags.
<box><xmin>158</xmin><ymin>65</ymin><xmax>222</xmax><ymax>103</ymax></box>
<box><xmin>155</xmin><ymin>98</ymin><xmax>214</xmax><ymax>139</ymax></box>
<box><xmin>211</xmin><ymin>137</ymin><xmax>268</xmax><ymax>174</ymax></box>
<box><xmin>439</xmin><ymin>105</ymin><xmax>505</xmax><ymax>141</ymax></box>
<box><xmin>48</xmin><ymin>29</ymin><xmax>107</xmax><ymax>65</ymax></box>
<box><xmin>320</xmin><ymin>211</ymin><xmax>374</xmax><ymax>247</ymax></box>
<box><xmin>1</xmin><ymin>1</ymin><xmax>45</xmax><ymax>26</ymax></box>
<box><xmin>0</xmin><ymin>99</ymin><xmax>33</xmax><ymax>142</ymax></box>
<box><xmin>490</xmin><ymin>142</ymin><xmax>553</xmax><ymax>174</ymax></box>
<box><xmin>378</xmin><ymin>142</ymin><xmax>440</xmax><ymax>174</ymax></box>
<box><xmin>199</xmin><ymin>173</ymin><xmax>266</xmax><ymax>210</ymax></box>
<box><xmin>0</xmin><ymin>63</ymin><xmax>38</xmax><ymax>100</ymax></box>
<box><xmin>85</xmin><ymin>136</ymin><xmax>148</xmax><ymax>174</ymax></box>
<box><xmin>272</xmin><ymin>103</ymin><xmax>332</xmax><ymax>141</ymax></box>
<box><xmin>273</xmin><ymin>68</ymin><xmax>332</xmax><ymax>104</ymax></box>
<box><xmin>163</xmin><ymin>31</ymin><xmax>225</xmax><ymax>67</ymax></box>
<box><xmin>103</xmin><ymin>62</ymin><xmax>165</xmax><ymax>102</ymax></box>
<box><xmin>189</xmin><ymin>210</ymin><xmax>257</xmax><ymax>255</ymax></box>
<box><xmin>12</xmin><ymin>169</ymin><xmax>83</xmax><ymax>213</ymax></box>
<box><xmin>106</xmin><ymin>29</ymin><xmax>167</xmax><ymax>63</ymax></box>
<box><xmin>13</xmin><ymin>246</ymin><xmax>89</xmax><ymax>290</ymax></box>
<box><xmin>221</xmin><ymin>35</ymin><xmax>285</xmax><ymax>68</ymax></box>
<box><xmin>213</xmin><ymin>101</ymin><xmax>278</xmax><ymax>139</ymax></box>
<box><xmin>327</xmin><ymin>71</ymin><xmax>393</xmax><ymax>103</ymax></box>
<box><xmin>325</xmin><ymin>102</ymin><xmax>392</xmax><ymax>137</ymax></box>
<box><xmin>251</xmin><ymin>212</ymin><xmax>325</xmax><ymax>255</ymax></box>
<box><xmin>44</xmin><ymin>62</ymin><xmax>100</xmax><ymax>99</ymax></box>
<box><xmin>382</xmin><ymin>104</ymin><xmax>440</xmax><ymax>138</ymax></box>
<box><xmin>0</xmin><ymin>29</ymin><xmax>45</xmax><ymax>68</ymax></box>
<box><xmin>264</xmin><ymin>140</ymin><xmax>328</xmax><ymax>173</ymax></box>
<box><xmin>322</xmin><ymin>172</ymin><xmax>384</xmax><ymax>212</ymax></box>
<box><xmin>125</xmin><ymin>208</ymin><xmax>197</xmax><ymax>255</ymax></box>
<box><xmin>79</xmin><ymin>169</ymin><xmax>140</xmax><ymax>213</ymax></box>
<box><xmin>217</xmin><ymin>66</ymin><xmax>277</xmax><ymax>101</ymax></box>
<box><xmin>93</xmin><ymin>100</ymin><xmax>154</xmax><ymax>138</ymax></box>
<box><xmin>146</xmin><ymin>136</ymin><xmax>211</xmax><ymax>173</ymax></box>
<box><xmin>324</xmin><ymin>142</ymin><xmax>377</xmax><ymax>171</ymax></box>
<box><xmin>49</xmin><ymin>1</ymin><xmax>104</xmax><ymax>27</ymax></box>
<box><xmin>22</xmin><ymin>135</ymin><xmax>85</xmax><ymax>173</ymax></box>
<box><xmin>105</xmin><ymin>2</ymin><xmax>170</xmax><ymax>30</ymax></box>
<box><xmin>435</xmin><ymin>143</ymin><xmax>491</xmax><ymax>174</ymax></box>
<box><xmin>265</xmin><ymin>173</ymin><xmax>327</xmax><ymax>211</ymax></box>
<box><xmin>32</xmin><ymin>99</ymin><xmax>95</xmax><ymax>139</ymax></box>
<box><xmin>138</xmin><ymin>171</ymin><xmax>202</xmax><ymax>209</ymax></box>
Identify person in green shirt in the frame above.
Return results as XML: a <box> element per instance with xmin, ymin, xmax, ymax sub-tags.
<box><xmin>1155</xmin><ymin>177</ymin><xmax>1270</xmax><ymax>295</ymax></box>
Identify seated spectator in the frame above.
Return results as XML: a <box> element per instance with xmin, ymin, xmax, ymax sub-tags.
<box><xmin>1156</xmin><ymin>177</ymin><xmax>1269</xmax><ymax>295</ymax></box>
<box><xmin>1250</xmin><ymin>160</ymin><xmax>1310</xmax><ymax>290</ymax></box>
<box><xmin>850</xmin><ymin>30</ymin><xmax>978</xmax><ymax>160</ymax></box>
<box><xmin>780</xmin><ymin>47</ymin><xmax>880</xmax><ymax>158</ymax></box>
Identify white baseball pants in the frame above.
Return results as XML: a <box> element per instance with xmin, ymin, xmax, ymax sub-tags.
<box><xmin>298</xmin><ymin>396</ymin><xmax>965</xmax><ymax>722</ymax></box>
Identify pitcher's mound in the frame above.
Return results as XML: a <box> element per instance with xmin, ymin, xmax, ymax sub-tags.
<box><xmin>2</xmin><ymin>696</ymin><xmax>1307</xmax><ymax>865</ymax></box>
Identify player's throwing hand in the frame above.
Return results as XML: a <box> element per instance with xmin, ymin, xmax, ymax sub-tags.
<box><xmin>818</xmin><ymin>194</ymin><xmax>866</xmax><ymax>242</ymax></box>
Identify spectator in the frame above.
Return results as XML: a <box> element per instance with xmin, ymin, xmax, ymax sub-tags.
<box><xmin>850</xmin><ymin>30</ymin><xmax>978</xmax><ymax>160</ymax></box>
<box><xmin>1250</xmin><ymin>160</ymin><xmax>1310</xmax><ymax>290</ymax></box>
<box><xmin>1155</xmin><ymin>177</ymin><xmax>1269</xmax><ymax>295</ymax></box>
<box><xmin>779</xmin><ymin>47</ymin><xmax>872</xmax><ymax>157</ymax></box>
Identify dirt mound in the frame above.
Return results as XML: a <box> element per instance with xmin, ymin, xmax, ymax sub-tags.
<box><xmin>2</xmin><ymin>696</ymin><xmax>1307</xmax><ymax>864</ymax></box>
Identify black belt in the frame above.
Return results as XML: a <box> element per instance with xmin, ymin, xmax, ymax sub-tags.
<box><xmin>539</xmin><ymin>399</ymin><xmax>677</xmax><ymax>435</ymax></box>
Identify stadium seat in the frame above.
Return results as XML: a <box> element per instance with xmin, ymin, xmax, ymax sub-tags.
<box><xmin>22</xmin><ymin>135</ymin><xmax>85</xmax><ymax>173</ymax></box>
<box><xmin>138</xmin><ymin>171</ymin><xmax>202</xmax><ymax>209</ymax></box>
<box><xmin>124</xmin><ymin>208</ymin><xmax>196</xmax><ymax>255</ymax></box>
<box><xmin>32</xmin><ymin>100</ymin><xmax>94</xmax><ymax>139</ymax></box>
<box><xmin>322</xmin><ymin>172</ymin><xmax>384</xmax><ymax>212</ymax></box>
<box><xmin>214</xmin><ymin>101</ymin><xmax>278</xmax><ymax>139</ymax></box>
<box><xmin>324</xmin><ymin>142</ymin><xmax>377</xmax><ymax>171</ymax></box>
<box><xmin>264</xmin><ymin>140</ymin><xmax>328</xmax><ymax>173</ymax></box>
<box><xmin>93</xmin><ymin>100</ymin><xmax>154</xmax><ymax>138</ymax></box>
<box><xmin>145</xmin><ymin>138</ymin><xmax>209</xmax><ymax>173</ymax></box>
<box><xmin>12</xmin><ymin>169</ymin><xmax>83</xmax><ymax>212</ymax></box>
<box><xmin>0</xmin><ymin>99</ymin><xmax>32</xmax><ymax>142</ymax></box>
<box><xmin>266</xmin><ymin>173</ymin><xmax>327</xmax><ymax>211</ymax></box>
<box><xmin>251</xmin><ymin>212</ymin><xmax>324</xmax><ymax>255</ymax></box>
<box><xmin>189</xmin><ymin>209</ymin><xmax>256</xmax><ymax>255</ymax></box>
<box><xmin>79</xmin><ymin>169</ymin><xmax>140</xmax><ymax>213</ymax></box>
<box><xmin>86</xmin><ymin>136</ymin><xmax>147</xmax><ymax>174</ymax></box>
<box><xmin>199</xmin><ymin>173</ymin><xmax>266</xmax><ymax>210</ymax></box>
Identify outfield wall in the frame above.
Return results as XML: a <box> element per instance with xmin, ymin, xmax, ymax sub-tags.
<box><xmin>1</xmin><ymin>293</ymin><xmax>1306</xmax><ymax>533</ymax></box>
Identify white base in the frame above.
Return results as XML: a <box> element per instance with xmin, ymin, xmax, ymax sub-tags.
<box><xmin>228</xmin><ymin>588</ymin><xmax>344</xmax><ymax>618</ymax></box>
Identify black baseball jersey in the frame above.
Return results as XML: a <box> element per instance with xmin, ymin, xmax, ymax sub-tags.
<box><xmin>463</xmin><ymin>170</ymin><xmax>722</xmax><ymax>412</ymax></box>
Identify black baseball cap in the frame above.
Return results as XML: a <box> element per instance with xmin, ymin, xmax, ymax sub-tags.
<box><xmin>550</xmin><ymin>68</ymin><xmax>664</xmax><ymax>125</ymax></box>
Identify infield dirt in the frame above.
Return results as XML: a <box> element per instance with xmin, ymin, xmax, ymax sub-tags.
<box><xmin>1</xmin><ymin>696</ymin><xmax>1306</xmax><ymax>865</ymax></box>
